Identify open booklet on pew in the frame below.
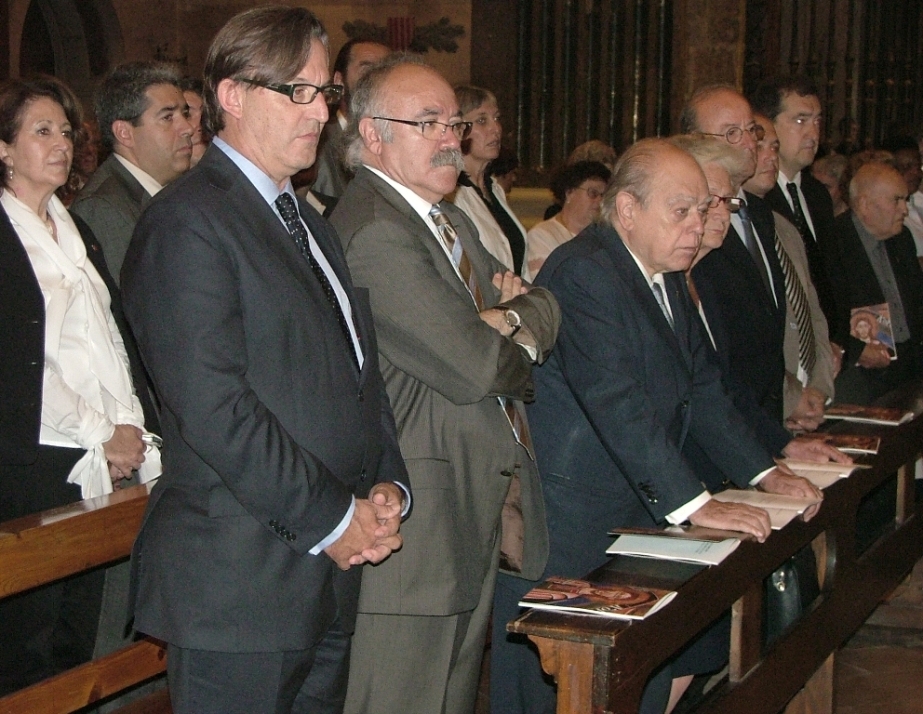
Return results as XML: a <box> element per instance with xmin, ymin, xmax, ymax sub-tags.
<box><xmin>712</xmin><ymin>489</ymin><xmax>822</xmax><ymax>529</ymax></box>
<box><xmin>824</xmin><ymin>403</ymin><xmax>914</xmax><ymax>426</ymax></box>
<box><xmin>605</xmin><ymin>529</ymin><xmax>741</xmax><ymax>566</ymax></box>
<box><xmin>781</xmin><ymin>459</ymin><xmax>871</xmax><ymax>490</ymax></box>
<box><xmin>519</xmin><ymin>575</ymin><xmax>677</xmax><ymax>620</ymax></box>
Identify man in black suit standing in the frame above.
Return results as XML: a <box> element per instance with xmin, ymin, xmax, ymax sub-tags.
<box><xmin>751</xmin><ymin>76</ymin><xmax>841</xmax><ymax>346</ymax></box>
<box><xmin>121</xmin><ymin>7</ymin><xmax>408</xmax><ymax>713</ymax></box>
<box><xmin>824</xmin><ymin>162</ymin><xmax>923</xmax><ymax>404</ymax></box>
<box><xmin>523</xmin><ymin>138</ymin><xmax>821</xmax><ymax>713</ymax></box>
<box><xmin>681</xmin><ymin>86</ymin><xmax>789</xmax><ymax>423</ymax></box>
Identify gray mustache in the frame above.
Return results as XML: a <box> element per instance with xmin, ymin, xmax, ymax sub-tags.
<box><xmin>431</xmin><ymin>148</ymin><xmax>465</xmax><ymax>171</ymax></box>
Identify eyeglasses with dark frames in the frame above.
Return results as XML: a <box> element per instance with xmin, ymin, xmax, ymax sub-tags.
<box><xmin>699</xmin><ymin>124</ymin><xmax>765</xmax><ymax>144</ymax></box>
<box><xmin>707</xmin><ymin>195</ymin><xmax>744</xmax><ymax>212</ymax></box>
<box><xmin>240</xmin><ymin>78</ymin><xmax>344</xmax><ymax>106</ymax></box>
<box><xmin>373</xmin><ymin>116</ymin><xmax>473</xmax><ymax>141</ymax></box>
<box><xmin>574</xmin><ymin>186</ymin><xmax>605</xmax><ymax>200</ymax></box>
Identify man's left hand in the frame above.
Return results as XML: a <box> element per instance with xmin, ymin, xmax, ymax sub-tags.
<box><xmin>782</xmin><ymin>438</ymin><xmax>853</xmax><ymax>465</ymax></box>
<box><xmin>758</xmin><ymin>467</ymin><xmax>823</xmax><ymax>521</ymax></box>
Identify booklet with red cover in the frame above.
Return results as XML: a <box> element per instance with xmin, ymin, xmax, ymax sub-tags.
<box><xmin>519</xmin><ymin>576</ymin><xmax>677</xmax><ymax>620</ymax></box>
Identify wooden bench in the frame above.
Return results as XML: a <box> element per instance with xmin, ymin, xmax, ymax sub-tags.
<box><xmin>0</xmin><ymin>483</ymin><xmax>170</xmax><ymax>714</ymax></box>
<box><xmin>509</xmin><ymin>385</ymin><xmax>923</xmax><ymax>714</ymax></box>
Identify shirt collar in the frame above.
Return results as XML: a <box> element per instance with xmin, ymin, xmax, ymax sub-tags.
<box><xmin>777</xmin><ymin>169</ymin><xmax>802</xmax><ymax>190</ymax></box>
<box><xmin>113</xmin><ymin>153</ymin><xmax>163</xmax><ymax>196</ymax></box>
<box><xmin>213</xmin><ymin>136</ymin><xmax>295</xmax><ymax>207</ymax></box>
<box><xmin>364</xmin><ymin>164</ymin><xmax>441</xmax><ymax>224</ymax></box>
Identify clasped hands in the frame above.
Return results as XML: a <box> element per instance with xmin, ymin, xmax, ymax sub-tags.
<box><xmin>325</xmin><ymin>482</ymin><xmax>405</xmax><ymax>570</ymax></box>
<box><xmin>104</xmin><ymin>424</ymin><xmax>146</xmax><ymax>483</ymax></box>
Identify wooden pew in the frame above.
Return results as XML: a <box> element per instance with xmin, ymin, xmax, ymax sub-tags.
<box><xmin>509</xmin><ymin>385</ymin><xmax>923</xmax><ymax>714</ymax></box>
<box><xmin>0</xmin><ymin>483</ymin><xmax>169</xmax><ymax>714</ymax></box>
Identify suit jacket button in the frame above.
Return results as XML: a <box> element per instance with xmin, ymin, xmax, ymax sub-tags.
<box><xmin>358</xmin><ymin>389</ymin><xmax>364</xmax><ymax>402</ymax></box>
<box><xmin>360</xmin><ymin>469</ymin><xmax>367</xmax><ymax>481</ymax></box>
<box><xmin>269</xmin><ymin>519</ymin><xmax>278</xmax><ymax>527</ymax></box>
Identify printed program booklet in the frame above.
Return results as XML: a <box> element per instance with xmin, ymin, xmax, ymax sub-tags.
<box><xmin>520</xmin><ymin>576</ymin><xmax>677</xmax><ymax>620</ymax></box>
<box><xmin>797</xmin><ymin>432</ymin><xmax>881</xmax><ymax>454</ymax></box>
<box><xmin>606</xmin><ymin>532</ymin><xmax>740</xmax><ymax>566</ymax></box>
<box><xmin>781</xmin><ymin>459</ymin><xmax>869</xmax><ymax>490</ymax></box>
<box><xmin>712</xmin><ymin>489</ymin><xmax>822</xmax><ymax>529</ymax></box>
<box><xmin>824</xmin><ymin>404</ymin><xmax>914</xmax><ymax>426</ymax></box>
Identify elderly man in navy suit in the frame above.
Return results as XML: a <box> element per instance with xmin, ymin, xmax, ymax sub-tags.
<box><xmin>122</xmin><ymin>7</ymin><xmax>408</xmax><ymax>713</ymax></box>
<box><xmin>517</xmin><ymin>138</ymin><xmax>822</xmax><ymax>714</ymax></box>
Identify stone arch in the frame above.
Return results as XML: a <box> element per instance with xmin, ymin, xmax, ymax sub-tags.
<box><xmin>10</xmin><ymin>0</ymin><xmax>123</xmax><ymax>108</ymax></box>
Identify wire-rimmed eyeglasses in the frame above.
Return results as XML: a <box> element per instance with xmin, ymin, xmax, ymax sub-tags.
<box><xmin>699</xmin><ymin>124</ymin><xmax>765</xmax><ymax>144</ymax></box>
<box><xmin>240</xmin><ymin>78</ymin><xmax>344</xmax><ymax>105</ymax></box>
<box><xmin>373</xmin><ymin>117</ymin><xmax>473</xmax><ymax>141</ymax></box>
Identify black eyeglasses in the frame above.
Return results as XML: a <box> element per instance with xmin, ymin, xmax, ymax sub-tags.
<box><xmin>699</xmin><ymin>124</ymin><xmax>765</xmax><ymax>144</ymax></box>
<box><xmin>373</xmin><ymin>117</ymin><xmax>473</xmax><ymax>141</ymax></box>
<box><xmin>707</xmin><ymin>195</ymin><xmax>744</xmax><ymax>212</ymax></box>
<box><xmin>240</xmin><ymin>78</ymin><xmax>344</xmax><ymax>105</ymax></box>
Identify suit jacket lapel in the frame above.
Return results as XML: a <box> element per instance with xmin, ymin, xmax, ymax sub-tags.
<box><xmin>604</xmin><ymin>229</ymin><xmax>687</xmax><ymax>367</ymax></box>
<box><xmin>359</xmin><ymin>168</ymin><xmax>477</xmax><ymax>308</ymax></box>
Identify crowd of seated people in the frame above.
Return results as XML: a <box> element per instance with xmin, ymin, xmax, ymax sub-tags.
<box><xmin>2</xmin><ymin>8</ymin><xmax>923</xmax><ymax>714</ymax></box>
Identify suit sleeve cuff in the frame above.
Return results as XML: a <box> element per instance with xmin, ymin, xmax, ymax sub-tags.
<box><xmin>309</xmin><ymin>496</ymin><xmax>355</xmax><ymax>554</ymax></box>
<box><xmin>749</xmin><ymin>466</ymin><xmax>774</xmax><ymax>487</ymax></box>
<box><xmin>666</xmin><ymin>491</ymin><xmax>711</xmax><ymax>524</ymax></box>
<box><xmin>394</xmin><ymin>481</ymin><xmax>412</xmax><ymax>518</ymax></box>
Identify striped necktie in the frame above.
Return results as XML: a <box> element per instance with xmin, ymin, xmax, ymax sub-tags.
<box><xmin>773</xmin><ymin>233</ymin><xmax>817</xmax><ymax>377</ymax></box>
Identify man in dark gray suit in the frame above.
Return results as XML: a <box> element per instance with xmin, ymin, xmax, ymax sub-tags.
<box><xmin>72</xmin><ymin>61</ymin><xmax>194</xmax><ymax>284</ymax></box>
<box><xmin>121</xmin><ymin>8</ymin><xmax>407</xmax><ymax>713</ymax></box>
<box><xmin>331</xmin><ymin>54</ymin><xmax>559</xmax><ymax>714</ymax></box>
<box><xmin>312</xmin><ymin>38</ymin><xmax>390</xmax><ymax>198</ymax></box>
<box><xmin>521</xmin><ymin>139</ymin><xmax>821</xmax><ymax>714</ymax></box>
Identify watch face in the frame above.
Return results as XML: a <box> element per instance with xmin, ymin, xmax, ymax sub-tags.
<box><xmin>505</xmin><ymin>309</ymin><xmax>521</xmax><ymax>328</ymax></box>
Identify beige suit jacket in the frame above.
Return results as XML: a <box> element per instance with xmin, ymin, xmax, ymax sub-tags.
<box><xmin>774</xmin><ymin>212</ymin><xmax>836</xmax><ymax>416</ymax></box>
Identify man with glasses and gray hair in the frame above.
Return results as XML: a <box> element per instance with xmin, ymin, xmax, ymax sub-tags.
<box><xmin>681</xmin><ymin>85</ymin><xmax>789</xmax><ymax>427</ymax></box>
<box><xmin>331</xmin><ymin>53</ymin><xmax>560</xmax><ymax>714</ymax></box>
<box><xmin>121</xmin><ymin>7</ymin><xmax>409</xmax><ymax>713</ymax></box>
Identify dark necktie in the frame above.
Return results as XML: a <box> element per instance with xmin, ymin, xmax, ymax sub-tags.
<box><xmin>786</xmin><ymin>182</ymin><xmax>816</xmax><ymax>244</ymax></box>
<box><xmin>275</xmin><ymin>193</ymin><xmax>359</xmax><ymax>369</ymax></box>
<box><xmin>738</xmin><ymin>201</ymin><xmax>775</xmax><ymax>301</ymax></box>
<box><xmin>651</xmin><ymin>282</ymin><xmax>675</xmax><ymax>331</ymax></box>
<box><xmin>773</xmin><ymin>234</ymin><xmax>817</xmax><ymax>377</ymax></box>
<box><xmin>429</xmin><ymin>203</ymin><xmax>533</xmax><ymax>460</ymax></box>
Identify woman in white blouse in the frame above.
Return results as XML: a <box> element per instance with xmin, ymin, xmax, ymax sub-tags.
<box><xmin>525</xmin><ymin>160</ymin><xmax>611</xmax><ymax>280</ymax></box>
<box><xmin>0</xmin><ymin>76</ymin><xmax>159</xmax><ymax>692</ymax></box>
<box><xmin>450</xmin><ymin>85</ymin><xmax>529</xmax><ymax>274</ymax></box>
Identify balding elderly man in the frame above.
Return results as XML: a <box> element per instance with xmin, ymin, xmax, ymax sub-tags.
<box><xmin>521</xmin><ymin>138</ymin><xmax>821</xmax><ymax>714</ymax></box>
<box><xmin>331</xmin><ymin>54</ymin><xmax>559</xmax><ymax>714</ymax></box>
<box><xmin>824</xmin><ymin>162</ymin><xmax>923</xmax><ymax>404</ymax></box>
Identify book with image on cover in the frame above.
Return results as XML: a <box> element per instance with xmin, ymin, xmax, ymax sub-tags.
<box><xmin>797</xmin><ymin>432</ymin><xmax>881</xmax><ymax>454</ymax></box>
<box><xmin>850</xmin><ymin>303</ymin><xmax>896</xmax><ymax>360</ymax></box>
<box><xmin>825</xmin><ymin>403</ymin><xmax>914</xmax><ymax>426</ymax></box>
<box><xmin>519</xmin><ymin>576</ymin><xmax>677</xmax><ymax>620</ymax></box>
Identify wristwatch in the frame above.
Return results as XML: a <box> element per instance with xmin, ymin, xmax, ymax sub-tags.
<box><xmin>500</xmin><ymin>308</ymin><xmax>522</xmax><ymax>337</ymax></box>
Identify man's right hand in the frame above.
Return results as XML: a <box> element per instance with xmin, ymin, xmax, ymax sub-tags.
<box><xmin>688</xmin><ymin>498</ymin><xmax>772</xmax><ymax>543</ymax></box>
<box><xmin>324</xmin><ymin>498</ymin><xmax>403</xmax><ymax>570</ymax></box>
<box><xmin>103</xmin><ymin>424</ymin><xmax>146</xmax><ymax>479</ymax></box>
<box><xmin>857</xmin><ymin>342</ymin><xmax>891</xmax><ymax>369</ymax></box>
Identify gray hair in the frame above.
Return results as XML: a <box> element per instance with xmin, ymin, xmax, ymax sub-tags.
<box><xmin>453</xmin><ymin>85</ymin><xmax>496</xmax><ymax>116</ymax></box>
<box><xmin>344</xmin><ymin>52</ymin><xmax>429</xmax><ymax>170</ymax></box>
<box><xmin>202</xmin><ymin>6</ymin><xmax>328</xmax><ymax>136</ymax></box>
<box><xmin>95</xmin><ymin>61</ymin><xmax>182</xmax><ymax>151</ymax></box>
<box><xmin>599</xmin><ymin>137</ymin><xmax>675</xmax><ymax>223</ymax></box>
<box><xmin>668</xmin><ymin>134</ymin><xmax>749</xmax><ymax>190</ymax></box>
